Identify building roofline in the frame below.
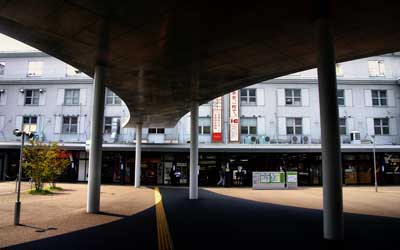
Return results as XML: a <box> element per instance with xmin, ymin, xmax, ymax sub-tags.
<box><xmin>0</xmin><ymin>51</ymin><xmax>48</xmax><ymax>58</ymax></box>
<box><xmin>262</xmin><ymin>78</ymin><xmax>399</xmax><ymax>85</ymax></box>
<box><xmin>0</xmin><ymin>78</ymin><xmax>92</xmax><ymax>85</ymax></box>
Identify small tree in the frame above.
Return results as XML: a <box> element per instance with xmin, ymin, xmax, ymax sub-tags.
<box><xmin>23</xmin><ymin>142</ymin><xmax>70</xmax><ymax>191</ymax></box>
<box><xmin>23</xmin><ymin>141</ymin><xmax>48</xmax><ymax>191</ymax></box>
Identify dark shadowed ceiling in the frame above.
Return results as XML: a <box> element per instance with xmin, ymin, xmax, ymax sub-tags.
<box><xmin>0</xmin><ymin>0</ymin><xmax>399</xmax><ymax>126</ymax></box>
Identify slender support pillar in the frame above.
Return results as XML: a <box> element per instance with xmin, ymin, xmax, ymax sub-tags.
<box><xmin>189</xmin><ymin>102</ymin><xmax>199</xmax><ymax>199</ymax></box>
<box><xmin>134</xmin><ymin>123</ymin><xmax>142</xmax><ymax>188</ymax></box>
<box><xmin>87</xmin><ymin>65</ymin><xmax>106</xmax><ymax>213</ymax></box>
<box><xmin>315</xmin><ymin>18</ymin><xmax>344</xmax><ymax>240</ymax></box>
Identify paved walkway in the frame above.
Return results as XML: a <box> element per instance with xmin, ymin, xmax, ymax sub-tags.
<box><xmin>0</xmin><ymin>181</ymin><xmax>31</xmax><ymax>195</ymax></box>
<box><xmin>0</xmin><ymin>182</ymin><xmax>156</xmax><ymax>249</ymax></box>
<box><xmin>0</xmin><ymin>182</ymin><xmax>399</xmax><ymax>249</ymax></box>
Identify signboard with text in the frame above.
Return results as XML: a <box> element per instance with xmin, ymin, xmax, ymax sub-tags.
<box><xmin>229</xmin><ymin>90</ymin><xmax>240</xmax><ymax>142</ymax></box>
<box><xmin>252</xmin><ymin>172</ymin><xmax>285</xmax><ymax>190</ymax></box>
<box><xmin>286</xmin><ymin>171</ymin><xmax>298</xmax><ymax>189</ymax></box>
<box><xmin>212</xmin><ymin>96</ymin><xmax>223</xmax><ymax>142</ymax></box>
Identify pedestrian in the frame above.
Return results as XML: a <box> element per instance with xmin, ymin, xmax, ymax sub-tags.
<box><xmin>217</xmin><ymin>166</ymin><xmax>225</xmax><ymax>186</ymax></box>
<box><xmin>175</xmin><ymin>168</ymin><xmax>182</xmax><ymax>185</ymax></box>
<box><xmin>170</xmin><ymin>166</ymin><xmax>176</xmax><ymax>185</ymax></box>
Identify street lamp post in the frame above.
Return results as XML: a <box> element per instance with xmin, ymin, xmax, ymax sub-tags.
<box><xmin>371</xmin><ymin>135</ymin><xmax>378</xmax><ymax>192</ymax></box>
<box><xmin>13</xmin><ymin>129</ymin><xmax>34</xmax><ymax>225</ymax></box>
<box><xmin>14</xmin><ymin>131</ymin><xmax>25</xmax><ymax>225</ymax></box>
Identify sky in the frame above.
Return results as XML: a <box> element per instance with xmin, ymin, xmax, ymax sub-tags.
<box><xmin>0</xmin><ymin>33</ymin><xmax>38</xmax><ymax>52</ymax></box>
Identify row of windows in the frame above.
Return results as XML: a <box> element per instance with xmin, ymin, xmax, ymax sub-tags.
<box><xmin>22</xmin><ymin>115</ymin><xmax>79</xmax><ymax>134</ymax></box>
<box><xmin>0</xmin><ymin>87</ymin><xmax>391</xmax><ymax>108</ymax></box>
<box><xmin>22</xmin><ymin>115</ymin><xmax>168</xmax><ymax>135</ymax></box>
<box><xmin>0</xmin><ymin>61</ymin><xmax>82</xmax><ymax>77</ymax></box>
<box><xmin>18</xmin><ymin>115</ymin><xmax>393</xmax><ymax>137</ymax></box>
<box><xmin>239</xmin><ymin>118</ymin><xmax>303</xmax><ymax>136</ymax></box>
<box><xmin>0</xmin><ymin>88</ymin><xmax>121</xmax><ymax>106</ymax></box>
<box><xmin>240</xmin><ymin>88</ymin><xmax>390</xmax><ymax>107</ymax></box>
<box><xmin>292</xmin><ymin>60</ymin><xmax>385</xmax><ymax>77</ymax></box>
<box><xmin>241</xmin><ymin>117</ymin><xmax>390</xmax><ymax>136</ymax></box>
<box><xmin>0</xmin><ymin>60</ymin><xmax>387</xmax><ymax>78</ymax></box>
<box><xmin>335</xmin><ymin>61</ymin><xmax>385</xmax><ymax>77</ymax></box>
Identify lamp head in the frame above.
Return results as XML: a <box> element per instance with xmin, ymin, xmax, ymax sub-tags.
<box><xmin>13</xmin><ymin>129</ymin><xmax>23</xmax><ymax>137</ymax></box>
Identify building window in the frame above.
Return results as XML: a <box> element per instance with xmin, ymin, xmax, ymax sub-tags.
<box><xmin>374</xmin><ymin>118</ymin><xmax>389</xmax><ymax>135</ymax></box>
<box><xmin>371</xmin><ymin>90</ymin><xmax>387</xmax><ymax>106</ymax></box>
<box><xmin>339</xmin><ymin>118</ymin><xmax>346</xmax><ymax>135</ymax></box>
<box><xmin>368</xmin><ymin>60</ymin><xmax>385</xmax><ymax>77</ymax></box>
<box><xmin>22</xmin><ymin>116</ymin><xmax>37</xmax><ymax>133</ymax></box>
<box><xmin>0</xmin><ymin>62</ymin><xmax>5</xmax><ymax>75</ymax></box>
<box><xmin>198</xmin><ymin>117</ymin><xmax>211</xmax><ymax>135</ymax></box>
<box><xmin>104</xmin><ymin>117</ymin><xmax>120</xmax><ymax>134</ymax></box>
<box><xmin>240</xmin><ymin>89</ymin><xmax>256</xmax><ymax>105</ymax></box>
<box><xmin>240</xmin><ymin>118</ymin><xmax>257</xmax><ymax>135</ymax></box>
<box><xmin>24</xmin><ymin>89</ymin><xmax>40</xmax><ymax>105</ymax></box>
<box><xmin>66</xmin><ymin>65</ymin><xmax>81</xmax><ymax>77</ymax></box>
<box><xmin>337</xmin><ymin>89</ymin><xmax>345</xmax><ymax>106</ymax></box>
<box><xmin>62</xmin><ymin>116</ymin><xmax>78</xmax><ymax>134</ymax></box>
<box><xmin>285</xmin><ymin>89</ymin><xmax>301</xmax><ymax>106</ymax></box>
<box><xmin>64</xmin><ymin>89</ymin><xmax>80</xmax><ymax>105</ymax></box>
<box><xmin>27</xmin><ymin>61</ymin><xmax>43</xmax><ymax>77</ymax></box>
<box><xmin>148</xmin><ymin>128</ymin><xmax>165</xmax><ymax>134</ymax></box>
<box><xmin>105</xmin><ymin>89</ymin><xmax>122</xmax><ymax>105</ymax></box>
<box><xmin>336</xmin><ymin>63</ymin><xmax>344</xmax><ymax>77</ymax></box>
<box><xmin>286</xmin><ymin>118</ymin><xmax>302</xmax><ymax>135</ymax></box>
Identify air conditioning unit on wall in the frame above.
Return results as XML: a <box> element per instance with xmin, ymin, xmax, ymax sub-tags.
<box><xmin>291</xmin><ymin>135</ymin><xmax>299</xmax><ymax>144</ymax></box>
<box><xmin>258</xmin><ymin>136</ymin><xmax>270</xmax><ymax>144</ymax></box>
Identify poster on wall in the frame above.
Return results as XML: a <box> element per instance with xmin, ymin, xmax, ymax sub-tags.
<box><xmin>229</xmin><ymin>90</ymin><xmax>240</xmax><ymax>142</ymax></box>
<box><xmin>212</xmin><ymin>96</ymin><xmax>223</xmax><ymax>142</ymax></box>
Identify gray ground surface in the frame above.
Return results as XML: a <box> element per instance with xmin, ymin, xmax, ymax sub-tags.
<box><xmin>1</xmin><ymin>182</ymin><xmax>399</xmax><ymax>249</ymax></box>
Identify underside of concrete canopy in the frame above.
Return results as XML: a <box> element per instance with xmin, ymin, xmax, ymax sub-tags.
<box><xmin>0</xmin><ymin>1</ymin><xmax>399</xmax><ymax>126</ymax></box>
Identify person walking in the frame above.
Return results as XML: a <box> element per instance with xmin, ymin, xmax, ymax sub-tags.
<box><xmin>174</xmin><ymin>168</ymin><xmax>182</xmax><ymax>185</ymax></box>
<box><xmin>169</xmin><ymin>166</ymin><xmax>176</xmax><ymax>185</ymax></box>
<box><xmin>217</xmin><ymin>166</ymin><xmax>225</xmax><ymax>187</ymax></box>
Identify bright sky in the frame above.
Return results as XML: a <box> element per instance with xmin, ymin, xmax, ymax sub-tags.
<box><xmin>0</xmin><ymin>33</ymin><xmax>38</xmax><ymax>52</ymax></box>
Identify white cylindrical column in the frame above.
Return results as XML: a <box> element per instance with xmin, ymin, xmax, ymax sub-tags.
<box><xmin>134</xmin><ymin>123</ymin><xmax>142</xmax><ymax>188</ymax></box>
<box><xmin>315</xmin><ymin>17</ymin><xmax>344</xmax><ymax>239</ymax></box>
<box><xmin>189</xmin><ymin>102</ymin><xmax>199</xmax><ymax>199</ymax></box>
<box><xmin>87</xmin><ymin>65</ymin><xmax>106</xmax><ymax>213</ymax></box>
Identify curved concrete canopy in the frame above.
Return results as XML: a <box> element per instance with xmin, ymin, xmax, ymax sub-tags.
<box><xmin>0</xmin><ymin>1</ymin><xmax>399</xmax><ymax>127</ymax></box>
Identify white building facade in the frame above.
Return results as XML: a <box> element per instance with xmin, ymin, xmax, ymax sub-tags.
<box><xmin>0</xmin><ymin>52</ymin><xmax>399</xmax><ymax>186</ymax></box>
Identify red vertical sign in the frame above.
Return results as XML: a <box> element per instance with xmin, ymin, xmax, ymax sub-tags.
<box><xmin>212</xmin><ymin>96</ymin><xmax>223</xmax><ymax>142</ymax></box>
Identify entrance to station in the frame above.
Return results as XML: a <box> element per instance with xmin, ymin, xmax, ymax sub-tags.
<box><xmin>0</xmin><ymin>154</ymin><xmax>5</xmax><ymax>181</ymax></box>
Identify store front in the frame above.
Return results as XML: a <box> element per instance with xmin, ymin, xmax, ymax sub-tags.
<box><xmin>382</xmin><ymin>153</ymin><xmax>400</xmax><ymax>185</ymax></box>
<box><xmin>2</xmin><ymin>147</ymin><xmax>400</xmax><ymax>187</ymax></box>
<box><xmin>343</xmin><ymin>154</ymin><xmax>373</xmax><ymax>185</ymax></box>
<box><xmin>161</xmin><ymin>153</ymin><xmax>189</xmax><ymax>185</ymax></box>
<box><xmin>199</xmin><ymin>154</ymin><xmax>220</xmax><ymax>186</ymax></box>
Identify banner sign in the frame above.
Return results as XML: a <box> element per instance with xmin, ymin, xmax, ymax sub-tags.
<box><xmin>212</xmin><ymin>96</ymin><xmax>223</xmax><ymax>142</ymax></box>
<box><xmin>252</xmin><ymin>172</ymin><xmax>285</xmax><ymax>190</ymax></box>
<box><xmin>286</xmin><ymin>171</ymin><xmax>298</xmax><ymax>189</ymax></box>
<box><xmin>229</xmin><ymin>90</ymin><xmax>240</xmax><ymax>142</ymax></box>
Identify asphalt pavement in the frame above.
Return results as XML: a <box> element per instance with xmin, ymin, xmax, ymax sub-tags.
<box><xmin>5</xmin><ymin>186</ymin><xmax>400</xmax><ymax>250</ymax></box>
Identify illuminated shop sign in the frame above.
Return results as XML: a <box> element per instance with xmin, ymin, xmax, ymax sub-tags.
<box><xmin>229</xmin><ymin>90</ymin><xmax>240</xmax><ymax>142</ymax></box>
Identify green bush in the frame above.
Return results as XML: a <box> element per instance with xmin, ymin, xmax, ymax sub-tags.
<box><xmin>23</xmin><ymin>142</ymin><xmax>70</xmax><ymax>192</ymax></box>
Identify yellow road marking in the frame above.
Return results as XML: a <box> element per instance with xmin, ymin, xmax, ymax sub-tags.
<box><xmin>155</xmin><ymin>187</ymin><xmax>174</xmax><ymax>250</ymax></box>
